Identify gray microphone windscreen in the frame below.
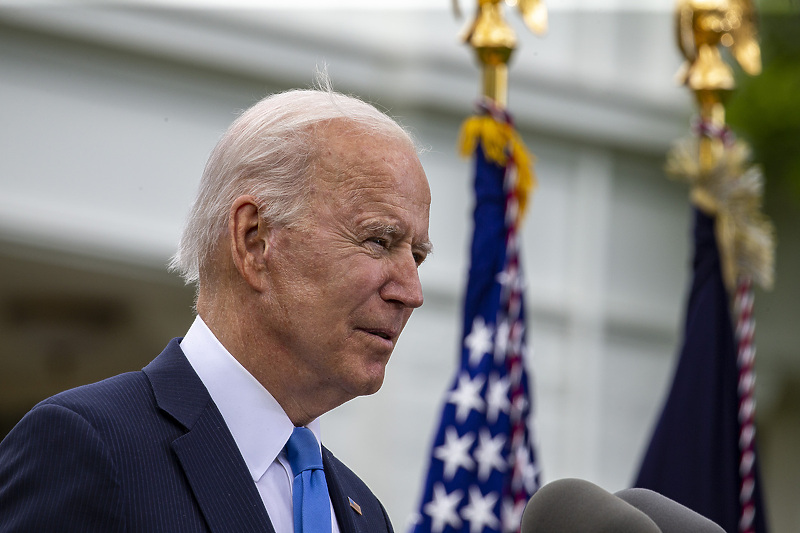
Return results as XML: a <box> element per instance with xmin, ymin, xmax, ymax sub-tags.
<box><xmin>615</xmin><ymin>488</ymin><xmax>724</xmax><ymax>533</ymax></box>
<box><xmin>520</xmin><ymin>478</ymin><xmax>662</xmax><ymax>533</ymax></box>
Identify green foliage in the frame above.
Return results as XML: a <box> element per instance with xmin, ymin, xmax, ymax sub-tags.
<box><xmin>726</xmin><ymin>8</ymin><xmax>800</xmax><ymax>204</ymax></box>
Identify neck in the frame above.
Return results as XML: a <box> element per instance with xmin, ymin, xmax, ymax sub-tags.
<box><xmin>196</xmin><ymin>290</ymin><xmax>344</xmax><ymax>427</ymax></box>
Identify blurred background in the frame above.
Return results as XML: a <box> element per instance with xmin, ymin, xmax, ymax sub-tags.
<box><xmin>0</xmin><ymin>0</ymin><xmax>797</xmax><ymax>530</ymax></box>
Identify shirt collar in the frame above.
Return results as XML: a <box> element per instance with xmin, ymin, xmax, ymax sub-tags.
<box><xmin>180</xmin><ymin>315</ymin><xmax>322</xmax><ymax>482</ymax></box>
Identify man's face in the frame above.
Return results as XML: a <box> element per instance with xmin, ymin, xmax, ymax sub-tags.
<box><xmin>262</xmin><ymin>123</ymin><xmax>432</xmax><ymax>408</ymax></box>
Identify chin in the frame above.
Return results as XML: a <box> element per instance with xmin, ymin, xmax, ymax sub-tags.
<box><xmin>352</xmin><ymin>368</ymin><xmax>386</xmax><ymax>397</ymax></box>
<box><xmin>363</xmin><ymin>379</ymin><xmax>384</xmax><ymax>396</ymax></box>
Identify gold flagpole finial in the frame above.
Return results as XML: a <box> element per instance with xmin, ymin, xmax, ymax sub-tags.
<box><xmin>455</xmin><ymin>0</ymin><xmax>548</xmax><ymax>108</ymax></box>
<box><xmin>669</xmin><ymin>0</ymin><xmax>774</xmax><ymax>292</ymax></box>
<box><xmin>675</xmin><ymin>0</ymin><xmax>761</xmax><ymax>174</ymax></box>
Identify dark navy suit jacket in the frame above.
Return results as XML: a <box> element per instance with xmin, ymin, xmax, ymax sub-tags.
<box><xmin>0</xmin><ymin>339</ymin><xmax>393</xmax><ymax>533</ymax></box>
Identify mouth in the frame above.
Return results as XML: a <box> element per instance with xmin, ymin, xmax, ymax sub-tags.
<box><xmin>360</xmin><ymin>328</ymin><xmax>398</xmax><ymax>343</ymax></box>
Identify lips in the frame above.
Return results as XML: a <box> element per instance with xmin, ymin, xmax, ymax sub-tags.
<box><xmin>360</xmin><ymin>327</ymin><xmax>399</xmax><ymax>343</ymax></box>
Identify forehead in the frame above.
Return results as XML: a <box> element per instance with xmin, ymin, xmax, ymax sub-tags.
<box><xmin>312</xmin><ymin>121</ymin><xmax>431</xmax><ymax>211</ymax></box>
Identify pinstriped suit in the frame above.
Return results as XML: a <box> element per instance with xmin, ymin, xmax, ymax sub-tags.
<box><xmin>0</xmin><ymin>339</ymin><xmax>393</xmax><ymax>533</ymax></box>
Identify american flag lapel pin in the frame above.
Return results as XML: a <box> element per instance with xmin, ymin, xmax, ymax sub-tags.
<box><xmin>348</xmin><ymin>497</ymin><xmax>362</xmax><ymax>515</ymax></box>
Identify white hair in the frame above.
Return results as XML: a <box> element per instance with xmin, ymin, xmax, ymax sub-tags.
<box><xmin>169</xmin><ymin>85</ymin><xmax>415</xmax><ymax>286</ymax></box>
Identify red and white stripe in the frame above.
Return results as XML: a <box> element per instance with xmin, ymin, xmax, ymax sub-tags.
<box><xmin>734</xmin><ymin>277</ymin><xmax>757</xmax><ymax>533</ymax></box>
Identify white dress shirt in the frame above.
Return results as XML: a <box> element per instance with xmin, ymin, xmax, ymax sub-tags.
<box><xmin>180</xmin><ymin>316</ymin><xmax>340</xmax><ymax>533</ymax></box>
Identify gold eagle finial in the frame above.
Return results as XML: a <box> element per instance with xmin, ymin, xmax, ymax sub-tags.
<box><xmin>454</xmin><ymin>0</ymin><xmax>548</xmax><ymax>106</ymax></box>
<box><xmin>675</xmin><ymin>0</ymin><xmax>761</xmax><ymax>92</ymax></box>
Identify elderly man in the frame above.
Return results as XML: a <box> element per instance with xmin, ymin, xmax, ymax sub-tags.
<box><xmin>0</xmin><ymin>87</ymin><xmax>432</xmax><ymax>533</ymax></box>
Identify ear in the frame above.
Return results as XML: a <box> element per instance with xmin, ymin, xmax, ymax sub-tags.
<box><xmin>229</xmin><ymin>195</ymin><xmax>271</xmax><ymax>291</ymax></box>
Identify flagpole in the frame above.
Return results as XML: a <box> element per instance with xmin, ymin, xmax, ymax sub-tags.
<box><xmin>462</xmin><ymin>0</ymin><xmax>514</xmax><ymax>107</ymax></box>
<box><xmin>675</xmin><ymin>0</ymin><xmax>763</xmax><ymax>238</ymax></box>
<box><xmin>640</xmin><ymin>2</ymin><xmax>773</xmax><ymax>532</ymax></box>
<box><xmin>408</xmin><ymin>4</ymin><xmax>547</xmax><ymax>532</ymax></box>
<box><xmin>461</xmin><ymin>0</ymin><xmax>547</xmax><ymax>108</ymax></box>
<box><xmin>460</xmin><ymin>0</ymin><xmax>548</xmax><ymax>528</ymax></box>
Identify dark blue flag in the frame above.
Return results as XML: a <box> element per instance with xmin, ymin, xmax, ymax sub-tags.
<box><xmin>635</xmin><ymin>208</ymin><xmax>768</xmax><ymax>533</ymax></box>
<box><xmin>410</xmin><ymin>103</ymin><xmax>541</xmax><ymax>533</ymax></box>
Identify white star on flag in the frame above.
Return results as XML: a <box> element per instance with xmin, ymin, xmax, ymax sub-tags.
<box><xmin>511</xmin><ymin>445</ymin><xmax>540</xmax><ymax>495</ymax></box>
<box><xmin>511</xmin><ymin>393</ymin><xmax>529</xmax><ymax>420</ymax></box>
<box><xmin>501</xmin><ymin>497</ymin><xmax>526</xmax><ymax>533</ymax></box>
<box><xmin>496</xmin><ymin>265</ymin><xmax>526</xmax><ymax>293</ymax></box>
<box><xmin>423</xmin><ymin>482</ymin><xmax>463</xmax><ymax>533</ymax></box>
<box><xmin>461</xmin><ymin>485</ymin><xmax>500</xmax><ymax>533</ymax></box>
<box><xmin>448</xmin><ymin>372</ymin><xmax>486</xmax><ymax>423</ymax></box>
<box><xmin>493</xmin><ymin>318</ymin><xmax>510</xmax><ymax>364</ymax></box>
<box><xmin>485</xmin><ymin>373</ymin><xmax>511</xmax><ymax>424</ymax></box>
<box><xmin>434</xmin><ymin>427</ymin><xmax>476</xmax><ymax>481</ymax></box>
<box><xmin>464</xmin><ymin>316</ymin><xmax>494</xmax><ymax>367</ymax></box>
<box><xmin>474</xmin><ymin>428</ymin><xmax>507</xmax><ymax>481</ymax></box>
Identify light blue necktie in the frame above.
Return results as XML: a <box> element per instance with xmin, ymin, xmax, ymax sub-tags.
<box><xmin>286</xmin><ymin>426</ymin><xmax>332</xmax><ymax>533</ymax></box>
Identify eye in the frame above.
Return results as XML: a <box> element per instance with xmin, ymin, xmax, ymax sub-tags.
<box><xmin>413</xmin><ymin>251</ymin><xmax>428</xmax><ymax>266</ymax></box>
<box><xmin>368</xmin><ymin>237</ymin><xmax>389</xmax><ymax>248</ymax></box>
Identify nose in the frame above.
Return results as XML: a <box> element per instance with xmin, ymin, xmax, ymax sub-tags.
<box><xmin>381</xmin><ymin>252</ymin><xmax>424</xmax><ymax>309</ymax></box>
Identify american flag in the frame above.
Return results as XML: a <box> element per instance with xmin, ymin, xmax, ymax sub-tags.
<box><xmin>410</xmin><ymin>101</ymin><xmax>541</xmax><ymax>533</ymax></box>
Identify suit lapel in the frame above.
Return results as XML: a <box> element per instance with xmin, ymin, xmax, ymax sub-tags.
<box><xmin>172</xmin><ymin>406</ymin><xmax>275</xmax><ymax>533</ymax></box>
<box><xmin>324</xmin><ymin>447</ymin><xmax>358</xmax><ymax>533</ymax></box>
<box><xmin>326</xmin><ymin>446</ymin><xmax>385</xmax><ymax>533</ymax></box>
<box><xmin>322</xmin><ymin>446</ymin><xmax>394</xmax><ymax>533</ymax></box>
<box><xmin>144</xmin><ymin>340</ymin><xmax>275</xmax><ymax>533</ymax></box>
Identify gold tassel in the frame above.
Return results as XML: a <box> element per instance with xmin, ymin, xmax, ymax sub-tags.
<box><xmin>458</xmin><ymin>115</ymin><xmax>537</xmax><ymax>223</ymax></box>
<box><xmin>666</xmin><ymin>136</ymin><xmax>775</xmax><ymax>291</ymax></box>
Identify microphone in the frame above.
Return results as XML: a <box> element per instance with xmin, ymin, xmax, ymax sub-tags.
<box><xmin>520</xmin><ymin>478</ymin><xmax>662</xmax><ymax>532</ymax></box>
<box><xmin>615</xmin><ymin>488</ymin><xmax>725</xmax><ymax>533</ymax></box>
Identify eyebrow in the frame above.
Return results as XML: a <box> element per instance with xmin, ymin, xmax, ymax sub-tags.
<box><xmin>364</xmin><ymin>222</ymin><xmax>399</xmax><ymax>237</ymax></box>
<box><xmin>415</xmin><ymin>240</ymin><xmax>434</xmax><ymax>256</ymax></box>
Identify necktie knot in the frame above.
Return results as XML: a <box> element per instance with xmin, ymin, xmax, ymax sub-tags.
<box><xmin>287</xmin><ymin>427</ymin><xmax>323</xmax><ymax>475</ymax></box>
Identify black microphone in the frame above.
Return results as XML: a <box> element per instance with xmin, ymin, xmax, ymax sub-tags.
<box><xmin>615</xmin><ymin>488</ymin><xmax>725</xmax><ymax>533</ymax></box>
<box><xmin>520</xmin><ymin>478</ymin><xmax>662</xmax><ymax>532</ymax></box>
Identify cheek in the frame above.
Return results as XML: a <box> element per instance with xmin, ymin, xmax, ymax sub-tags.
<box><xmin>401</xmin><ymin>308</ymin><xmax>415</xmax><ymax>326</ymax></box>
<box><xmin>278</xmin><ymin>252</ymin><xmax>338</xmax><ymax>303</ymax></box>
<box><xmin>337</xmin><ymin>260</ymin><xmax>387</xmax><ymax>295</ymax></box>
